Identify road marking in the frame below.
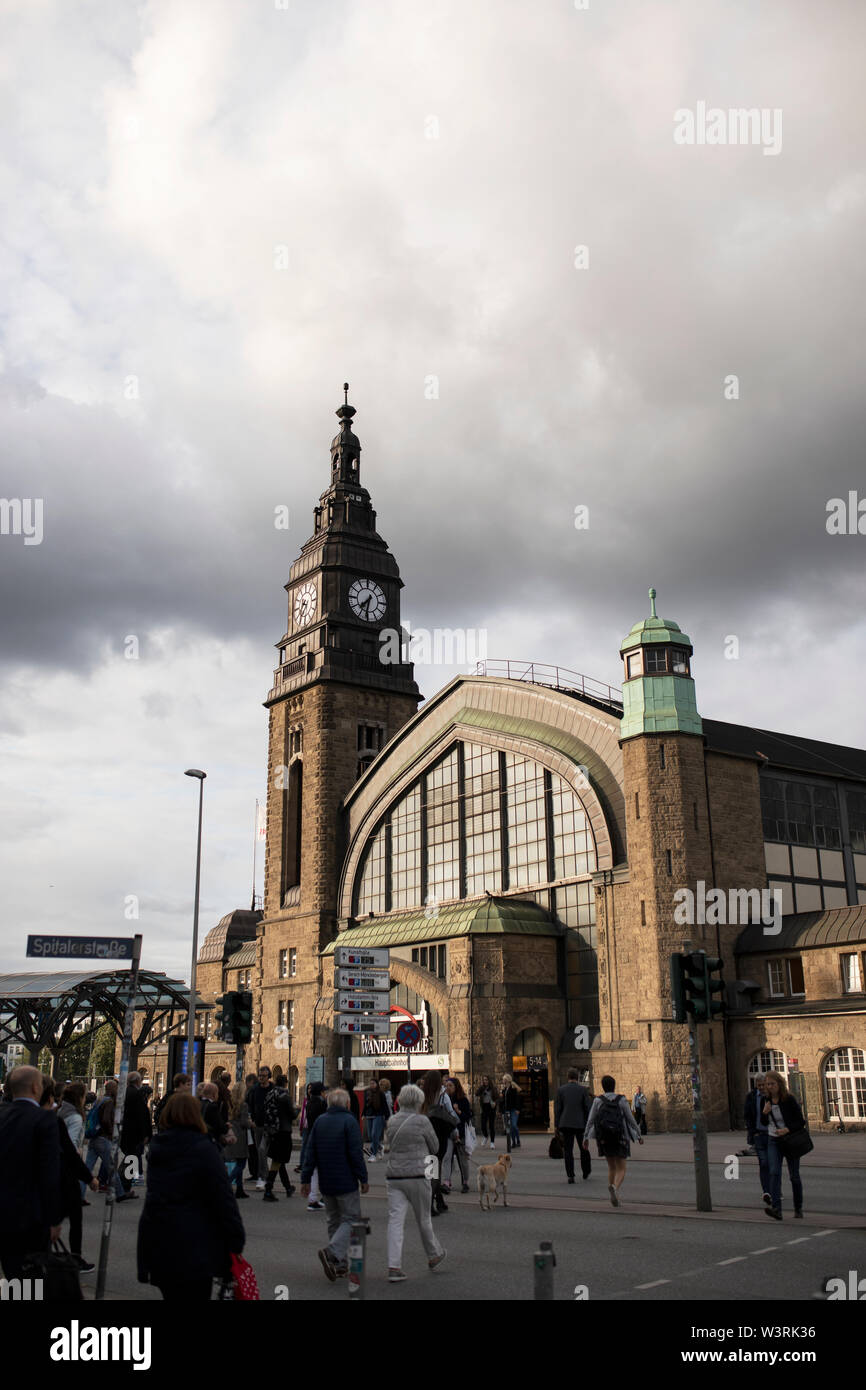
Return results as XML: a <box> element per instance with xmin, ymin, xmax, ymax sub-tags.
<box><xmin>813</xmin><ymin>1230</ymin><xmax>835</xmax><ymax>1237</ymax></box>
<box><xmin>718</xmin><ymin>1256</ymin><xmax>747</xmax><ymax>1265</ymax></box>
<box><xmin>787</xmin><ymin>1238</ymin><xmax>811</xmax><ymax>1245</ymax></box>
<box><xmin>635</xmin><ymin>1278</ymin><xmax>670</xmax><ymax>1289</ymax></box>
<box><xmin>750</xmin><ymin>1246</ymin><xmax>778</xmax><ymax>1255</ymax></box>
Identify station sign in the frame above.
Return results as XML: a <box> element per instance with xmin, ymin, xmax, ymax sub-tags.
<box><xmin>334</xmin><ymin>992</ymin><xmax>391</xmax><ymax>1013</ymax></box>
<box><xmin>334</xmin><ymin>968</ymin><xmax>391</xmax><ymax>991</ymax></box>
<box><xmin>334</xmin><ymin>946</ymin><xmax>390</xmax><ymax>969</ymax></box>
<box><xmin>337</xmin><ymin>1016</ymin><xmax>391</xmax><ymax>1036</ymax></box>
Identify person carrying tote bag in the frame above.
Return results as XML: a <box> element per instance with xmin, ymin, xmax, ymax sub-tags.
<box><xmin>762</xmin><ymin>1070</ymin><xmax>810</xmax><ymax>1221</ymax></box>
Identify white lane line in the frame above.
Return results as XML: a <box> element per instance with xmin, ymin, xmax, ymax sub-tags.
<box><xmin>813</xmin><ymin>1230</ymin><xmax>835</xmax><ymax>1237</ymax></box>
<box><xmin>635</xmin><ymin>1278</ymin><xmax>670</xmax><ymax>1289</ymax></box>
<box><xmin>750</xmin><ymin>1246</ymin><xmax>778</xmax><ymax>1255</ymax></box>
<box><xmin>787</xmin><ymin>1237</ymin><xmax>811</xmax><ymax>1245</ymax></box>
<box><xmin>718</xmin><ymin>1256</ymin><xmax>747</xmax><ymax>1265</ymax></box>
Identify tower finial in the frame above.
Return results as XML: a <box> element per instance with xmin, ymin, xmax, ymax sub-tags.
<box><xmin>343</xmin><ymin>382</ymin><xmax>349</xmax><ymax>406</ymax></box>
<box><xmin>648</xmin><ymin>586</ymin><xmax>657</xmax><ymax>619</ymax></box>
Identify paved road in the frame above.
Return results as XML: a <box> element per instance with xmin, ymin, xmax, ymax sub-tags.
<box><xmin>82</xmin><ymin>1132</ymin><xmax>865</xmax><ymax>1303</ymax></box>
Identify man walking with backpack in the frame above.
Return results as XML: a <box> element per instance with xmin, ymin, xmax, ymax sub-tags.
<box><xmin>583</xmin><ymin>1075</ymin><xmax>642</xmax><ymax>1207</ymax></box>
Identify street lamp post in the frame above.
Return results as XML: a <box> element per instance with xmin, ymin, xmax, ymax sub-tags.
<box><xmin>184</xmin><ymin>769</ymin><xmax>206</xmax><ymax>1079</ymax></box>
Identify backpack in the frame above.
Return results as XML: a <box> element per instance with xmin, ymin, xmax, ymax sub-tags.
<box><xmin>595</xmin><ymin>1095</ymin><xmax>625</xmax><ymax>1145</ymax></box>
<box><xmin>84</xmin><ymin>1099</ymin><xmax>104</xmax><ymax>1140</ymax></box>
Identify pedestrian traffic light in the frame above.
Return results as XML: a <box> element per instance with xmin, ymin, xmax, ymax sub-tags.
<box><xmin>670</xmin><ymin>951</ymin><xmax>725</xmax><ymax>1023</ymax></box>
<box><xmin>234</xmin><ymin>991</ymin><xmax>253</xmax><ymax>1045</ymax></box>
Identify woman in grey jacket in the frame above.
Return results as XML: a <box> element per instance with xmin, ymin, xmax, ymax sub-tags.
<box><xmin>583</xmin><ymin>1074</ymin><xmax>643</xmax><ymax>1208</ymax></box>
<box><xmin>383</xmin><ymin>1084</ymin><xmax>447</xmax><ymax>1283</ymax></box>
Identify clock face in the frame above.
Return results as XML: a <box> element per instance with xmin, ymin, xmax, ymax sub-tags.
<box><xmin>348</xmin><ymin>577</ymin><xmax>386</xmax><ymax>623</ymax></box>
<box><xmin>293</xmin><ymin>581</ymin><xmax>317</xmax><ymax>628</ymax></box>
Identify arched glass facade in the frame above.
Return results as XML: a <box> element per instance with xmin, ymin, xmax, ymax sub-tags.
<box><xmin>355</xmin><ymin>742</ymin><xmax>598</xmax><ymax>915</ymax></box>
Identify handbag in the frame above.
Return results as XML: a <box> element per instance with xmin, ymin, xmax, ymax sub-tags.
<box><xmin>548</xmin><ymin>1132</ymin><xmax>564</xmax><ymax>1160</ymax></box>
<box><xmin>428</xmin><ymin>1103</ymin><xmax>458</xmax><ymax>1131</ymax></box>
<box><xmin>776</xmin><ymin>1127</ymin><xmax>814</xmax><ymax>1159</ymax></box>
<box><xmin>23</xmin><ymin>1238</ymin><xmax>83</xmax><ymax>1301</ymax></box>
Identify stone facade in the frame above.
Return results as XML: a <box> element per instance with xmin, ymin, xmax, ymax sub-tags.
<box><xmin>256</xmin><ymin>680</ymin><xmax>419</xmax><ymax>1084</ymax></box>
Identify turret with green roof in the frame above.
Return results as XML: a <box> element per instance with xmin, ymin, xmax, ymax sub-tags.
<box><xmin>619</xmin><ymin>588</ymin><xmax>702</xmax><ymax>740</ymax></box>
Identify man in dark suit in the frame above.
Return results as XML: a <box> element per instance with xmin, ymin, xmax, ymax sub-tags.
<box><xmin>554</xmin><ymin>1068</ymin><xmax>593</xmax><ymax>1183</ymax></box>
<box><xmin>0</xmin><ymin>1066</ymin><xmax>63</xmax><ymax>1278</ymax></box>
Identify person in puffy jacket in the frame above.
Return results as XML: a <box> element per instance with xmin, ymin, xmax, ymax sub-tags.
<box><xmin>137</xmin><ymin>1092</ymin><xmax>244</xmax><ymax>1302</ymax></box>
<box><xmin>383</xmin><ymin>1084</ymin><xmax>446</xmax><ymax>1282</ymax></box>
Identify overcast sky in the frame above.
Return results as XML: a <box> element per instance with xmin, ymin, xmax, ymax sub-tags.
<box><xmin>1</xmin><ymin>0</ymin><xmax>864</xmax><ymax>981</ymax></box>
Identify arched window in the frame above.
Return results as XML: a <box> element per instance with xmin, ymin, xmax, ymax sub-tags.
<box><xmin>281</xmin><ymin>760</ymin><xmax>303</xmax><ymax>901</ymax></box>
<box><xmin>747</xmin><ymin>1049</ymin><xmax>788</xmax><ymax>1088</ymax></box>
<box><xmin>354</xmin><ymin>741</ymin><xmax>597</xmax><ymax>916</ymax></box>
<box><xmin>823</xmin><ymin>1047</ymin><xmax>866</xmax><ymax>1121</ymax></box>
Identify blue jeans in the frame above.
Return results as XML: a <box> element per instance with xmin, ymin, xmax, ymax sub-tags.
<box><xmin>86</xmin><ymin>1136</ymin><xmax>124</xmax><ymax>1197</ymax></box>
<box><xmin>767</xmin><ymin>1138</ymin><xmax>803</xmax><ymax>1213</ymax></box>
<box><xmin>370</xmin><ymin>1116</ymin><xmax>386</xmax><ymax>1157</ymax></box>
<box><xmin>505</xmin><ymin>1110</ymin><xmax>520</xmax><ymax>1147</ymax></box>
<box><xmin>752</xmin><ymin>1131</ymin><xmax>770</xmax><ymax>1196</ymax></box>
<box><xmin>225</xmin><ymin>1159</ymin><xmax>246</xmax><ymax>1189</ymax></box>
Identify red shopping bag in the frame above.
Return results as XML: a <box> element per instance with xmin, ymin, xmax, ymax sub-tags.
<box><xmin>230</xmin><ymin>1252</ymin><xmax>260</xmax><ymax>1301</ymax></box>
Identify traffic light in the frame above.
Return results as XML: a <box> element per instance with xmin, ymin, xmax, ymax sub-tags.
<box><xmin>670</xmin><ymin>951</ymin><xmax>725</xmax><ymax>1023</ymax></box>
<box><xmin>213</xmin><ymin>992</ymin><xmax>236</xmax><ymax>1042</ymax></box>
<box><xmin>704</xmin><ymin>956</ymin><xmax>725</xmax><ymax>1022</ymax></box>
<box><xmin>234</xmin><ymin>991</ymin><xmax>253</xmax><ymax>1045</ymax></box>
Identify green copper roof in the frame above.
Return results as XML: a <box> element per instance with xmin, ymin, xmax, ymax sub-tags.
<box><xmin>620</xmin><ymin>587</ymin><xmax>692</xmax><ymax>652</ymax></box>
<box><xmin>324</xmin><ymin>895</ymin><xmax>563</xmax><ymax>952</ymax></box>
<box><xmin>620</xmin><ymin>673</ymin><xmax>702</xmax><ymax>738</ymax></box>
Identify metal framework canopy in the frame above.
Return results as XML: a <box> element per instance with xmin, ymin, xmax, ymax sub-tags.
<box><xmin>0</xmin><ymin>969</ymin><xmax>203</xmax><ymax>1065</ymax></box>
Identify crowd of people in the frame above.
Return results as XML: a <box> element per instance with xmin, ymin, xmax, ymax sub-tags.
<box><xmin>0</xmin><ymin>1058</ymin><xmax>810</xmax><ymax>1298</ymax></box>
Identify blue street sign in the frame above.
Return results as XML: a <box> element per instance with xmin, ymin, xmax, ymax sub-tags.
<box><xmin>26</xmin><ymin>935</ymin><xmax>136</xmax><ymax>961</ymax></box>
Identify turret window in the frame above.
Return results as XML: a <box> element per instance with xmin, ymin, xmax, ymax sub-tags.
<box><xmin>626</xmin><ymin>652</ymin><xmax>642</xmax><ymax>678</ymax></box>
<box><xmin>671</xmin><ymin>647</ymin><xmax>690</xmax><ymax>674</ymax></box>
<box><xmin>645</xmin><ymin>647</ymin><xmax>668</xmax><ymax>673</ymax></box>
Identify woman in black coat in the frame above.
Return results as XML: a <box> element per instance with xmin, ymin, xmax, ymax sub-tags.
<box><xmin>763</xmin><ymin>1070</ymin><xmax>808</xmax><ymax>1221</ymax></box>
<box><xmin>40</xmin><ymin>1079</ymin><xmax>99</xmax><ymax>1270</ymax></box>
<box><xmin>137</xmin><ymin>1093</ymin><xmax>245</xmax><ymax>1301</ymax></box>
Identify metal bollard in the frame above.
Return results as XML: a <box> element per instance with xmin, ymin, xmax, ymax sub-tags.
<box><xmin>533</xmin><ymin>1240</ymin><xmax>556</xmax><ymax>1300</ymax></box>
<box><xmin>347</xmin><ymin>1217</ymin><xmax>371</xmax><ymax>1300</ymax></box>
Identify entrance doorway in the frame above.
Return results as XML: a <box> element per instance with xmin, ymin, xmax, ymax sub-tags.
<box><xmin>510</xmin><ymin>1028</ymin><xmax>552</xmax><ymax>1130</ymax></box>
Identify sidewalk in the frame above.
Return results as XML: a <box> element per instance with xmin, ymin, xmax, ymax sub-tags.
<box><xmin>625</xmin><ymin>1129</ymin><xmax>866</xmax><ymax>1170</ymax></box>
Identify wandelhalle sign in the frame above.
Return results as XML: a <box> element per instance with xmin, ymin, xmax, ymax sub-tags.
<box><xmin>26</xmin><ymin>935</ymin><xmax>136</xmax><ymax>961</ymax></box>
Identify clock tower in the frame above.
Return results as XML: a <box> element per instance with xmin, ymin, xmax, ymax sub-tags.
<box><xmin>256</xmin><ymin>387</ymin><xmax>421</xmax><ymax>1082</ymax></box>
